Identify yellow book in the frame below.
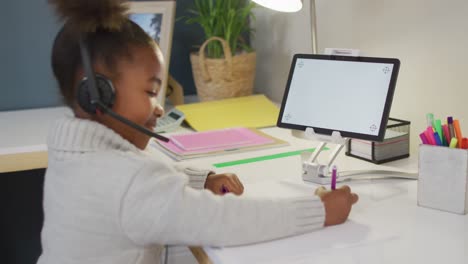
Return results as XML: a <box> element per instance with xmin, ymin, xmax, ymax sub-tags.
<box><xmin>176</xmin><ymin>94</ymin><xmax>279</xmax><ymax>131</ymax></box>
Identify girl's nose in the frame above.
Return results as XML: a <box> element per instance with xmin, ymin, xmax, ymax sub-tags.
<box><xmin>154</xmin><ymin>103</ymin><xmax>164</xmax><ymax>118</ymax></box>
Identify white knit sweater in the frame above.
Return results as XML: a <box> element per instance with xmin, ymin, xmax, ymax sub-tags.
<box><xmin>37</xmin><ymin>117</ymin><xmax>325</xmax><ymax>264</ymax></box>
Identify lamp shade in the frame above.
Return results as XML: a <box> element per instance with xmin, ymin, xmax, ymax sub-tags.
<box><xmin>252</xmin><ymin>0</ymin><xmax>303</xmax><ymax>12</ymax></box>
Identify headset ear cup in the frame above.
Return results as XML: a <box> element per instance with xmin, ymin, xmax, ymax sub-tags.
<box><xmin>95</xmin><ymin>74</ymin><xmax>116</xmax><ymax>109</ymax></box>
<box><xmin>77</xmin><ymin>78</ymin><xmax>95</xmax><ymax>114</ymax></box>
<box><xmin>77</xmin><ymin>74</ymin><xmax>115</xmax><ymax>114</ymax></box>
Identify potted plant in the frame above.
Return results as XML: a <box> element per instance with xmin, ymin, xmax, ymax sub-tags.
<box><xmin>183</xmin><ymin>0</ymin><xmax>256</xmax><ymax>101</ymax></box>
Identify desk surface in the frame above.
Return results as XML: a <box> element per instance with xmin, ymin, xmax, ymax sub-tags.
<box><xmin>205</xmin><ymin>177</ymin><xmax>468</xmax><ymax>264</ymax></box>
<box><xmin>0</xmin><ymin>107</ymin><xmax>71</xmax><ymax>150</ymax></box>
<box><xmin>178</xmin><ymin>128</ymin><xmax>467</xmax><ymax>264</ymax></box>
<box><xmin>2</xmin><ymin>107</ymin><xmax>467</xmax><ymax>264</ymax></box>
<box><xmin>0</xmin><ymin>107</ymin><xmax>71</xmax><ymax>173</ymax></box>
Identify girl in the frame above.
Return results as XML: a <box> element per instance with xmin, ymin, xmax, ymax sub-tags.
<box><xmin>39</xmin><ymin>1</ymin><xmax>358</xmax><ymax>264</ymax></box>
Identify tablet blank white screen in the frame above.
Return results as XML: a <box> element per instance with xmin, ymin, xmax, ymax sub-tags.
<box><xmin>281</xmin><ymin>58</ymin><xmax>394</xmax><ymax>136</ymax></box>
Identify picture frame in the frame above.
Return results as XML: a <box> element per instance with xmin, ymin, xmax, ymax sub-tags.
<box><xmin>128</xmin><ymin>1</ymin><xmax>176</xmax><ymax>107</ymax></box>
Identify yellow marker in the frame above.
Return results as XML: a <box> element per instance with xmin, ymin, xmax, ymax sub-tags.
<box><xmin>449</xmin><ymin>138</ymin><xmax>458</xmax><ymax>148</ymax></box>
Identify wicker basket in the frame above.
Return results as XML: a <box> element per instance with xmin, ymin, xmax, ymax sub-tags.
<box><xmin>190</xmin><ymin>37</ymin><xmax>256</xmax><ymax>101</ymax></box>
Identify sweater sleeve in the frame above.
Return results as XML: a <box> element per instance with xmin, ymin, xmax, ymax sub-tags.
<box><xmin>120</xmin><ymin>162</ymin><xmax>325</xmax><ymax>247</ymax></box>
<box><xmin>173</xmin><ymin>164</ymin><xmax>212</xmax><ymax>190</ymax></box>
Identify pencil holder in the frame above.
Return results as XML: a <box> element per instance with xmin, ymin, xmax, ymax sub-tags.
<box><xmin>418</xmin><ymin>144</ymin><xmax>468</xmax><ymax>214</ymax></box>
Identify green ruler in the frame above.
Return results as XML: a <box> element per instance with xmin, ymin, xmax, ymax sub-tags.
<box><xmin>213</xmin><ymin>148</ymin><xmax>328</xmax><ymax>168</ymax></box>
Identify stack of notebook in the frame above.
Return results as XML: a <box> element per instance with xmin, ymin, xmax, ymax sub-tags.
<box><xmin>346</xmin><ymin>129</ymin><xmax>410</xmax><ymax>164</ymax></box>
<box><xmin>151</xmin><ymin>127</ymin><xmax>288</xmax><ymax>160</ymax></box>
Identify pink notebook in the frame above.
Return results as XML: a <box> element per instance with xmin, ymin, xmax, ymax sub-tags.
<box><xmin>170</xmin><ymin>128</ymin><xmax>254</xmax><ymax>151</ymax></box>
<box><xmin>157</xmin><ymin>127</ymin><xmax>275</xmax><ymax>155</ymax></box>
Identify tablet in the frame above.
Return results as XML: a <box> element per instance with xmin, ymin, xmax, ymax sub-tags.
<box><xmin>277</xmin><ymin>54</ymin><xmax>400</xmax><ymax>142</ymax></box>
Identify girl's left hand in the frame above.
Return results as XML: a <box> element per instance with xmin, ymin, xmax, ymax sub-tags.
<box><xmin>204</xmin><ymin>173</ymin><xmax>244</xmax><ymax>196</ymax></box>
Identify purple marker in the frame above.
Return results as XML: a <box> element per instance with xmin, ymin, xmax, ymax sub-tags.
<box><xmin>331</xmin><ymin>165</ymin><xmax>337</xmax><ymax>190</ymax></box>
<box><xmin>221</xmin><ymin>184</ymin><xmax>229</xmax><ymax>194</ymax></box>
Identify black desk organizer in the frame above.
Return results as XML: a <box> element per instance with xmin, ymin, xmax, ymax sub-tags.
<box><xmin>345</xmin><ymin>118</ymin><xmax>411</xmax><ymax>164</ymax></box>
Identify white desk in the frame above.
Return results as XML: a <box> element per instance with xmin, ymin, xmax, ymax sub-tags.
<box><xmin>0</xmin><ymin>107</ymin><xmax>71</xmax><ymax>173</ymax></box>
<box><xmin>177</xmin><ymin>128</ymin><xmax>468</xmax><ymax>264</ymax></box>
<box><xmin>2</xmin><ymin>107</ymin><xmax>467</xmax><ymax>264</ymax></box>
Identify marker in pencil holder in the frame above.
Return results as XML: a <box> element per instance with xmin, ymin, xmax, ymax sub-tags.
<box><xmin>418</xmin><ymin>144</ymin><xmax>468</xmax><ymax>215</ymax></box>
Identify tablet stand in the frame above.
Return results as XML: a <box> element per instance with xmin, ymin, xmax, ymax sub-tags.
<box><xmin>293</xmin><ymin>128</ymin><xmax>418</xmax><ymax>185</ymax></box>
<box><xmin>300</xmin><ymin>128</ymin><xmax>349</xmax><ymax>184</ymax></box>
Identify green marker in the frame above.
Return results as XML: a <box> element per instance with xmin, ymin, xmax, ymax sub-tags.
<box><xmin>426</xmin><ymin>113</ymin><xmax>434</xmax><ymax>128</ymax></box>
<box><xmin>434</xmin><ymin>119</ymin><xmax>444</xmax><ymax>145</ymax></box>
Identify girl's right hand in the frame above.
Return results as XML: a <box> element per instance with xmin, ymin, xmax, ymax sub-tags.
<box><xmin>205</xmin><ymin>173</ymin><xmax>244</xmax><ymax>196</ymax></box>
<box><xmin>315</xmin><ymin>185</ymin><xmax>359</xmax><ymax>226</ymax></box>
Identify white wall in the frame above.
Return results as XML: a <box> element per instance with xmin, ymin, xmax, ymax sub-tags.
<box><xmin>252</xmin><ymin>0</ymin><xmax>468</xmax><ymax>154</ymax></box>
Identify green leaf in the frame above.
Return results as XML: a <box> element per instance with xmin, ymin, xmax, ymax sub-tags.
<box><xmin>180</xmin><ymin>0</ymin><xmax>255</xmax><ymax>58</ymax></box>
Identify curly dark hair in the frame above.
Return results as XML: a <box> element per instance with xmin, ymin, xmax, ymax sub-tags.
<box><xmin>48</xmin><ymin>0</ymin><xmax>158</xmax><ymax>107</ymax></box>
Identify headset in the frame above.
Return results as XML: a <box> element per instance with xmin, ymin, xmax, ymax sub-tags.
<box><xmin>77</xmin><ymin>36</ymin><xmax>170</xmax><ymax>143</ymax></box>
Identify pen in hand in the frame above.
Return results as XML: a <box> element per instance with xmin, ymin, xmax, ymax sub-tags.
<box><xmin>331</xmin><ymin>165</ymin><xmax>337</xmax><ymax>190</ymax></box>
<box><xmin>221</xmin><ymin>184</ymin><xmax>230</xmax><ymax>194</ymax></box>
<box><xmin>314</xmin><ymin>166</ymin><xmax>338</xmax><ymax>196</ymax></box>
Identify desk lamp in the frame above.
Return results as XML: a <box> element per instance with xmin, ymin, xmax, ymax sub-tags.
<box><xmin>252</xmin><ymin>0</ymin><xmax>327</xmax><ymax>182</ymax></box>
<box><xmin>251</xmin><ymin>0</ymin><xmax>318</xmax><ymax>54</ymax></box>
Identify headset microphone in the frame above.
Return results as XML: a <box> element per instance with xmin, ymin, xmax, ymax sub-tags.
<box><xmin>77</xmin><ymin>37</ymin><xmax>170</xmax><ymax>143</ymax></box>
<box><xmin>96</xmin><ymin>101</ymin><xmax>170</xmax><ymax>142</ymax></box>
